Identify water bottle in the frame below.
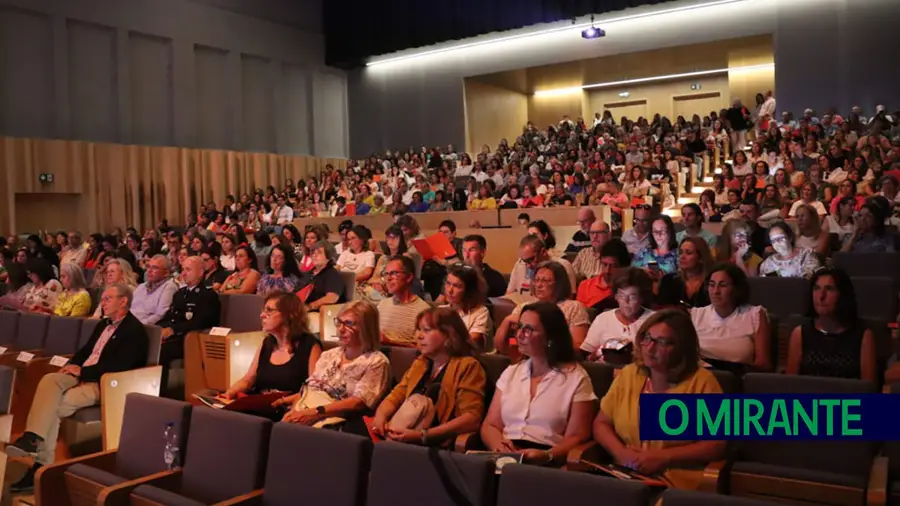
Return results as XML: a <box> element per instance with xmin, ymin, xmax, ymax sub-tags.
<box><xmin>163</xmin><ymin>422</ymin><xmax>180</xmax><ymax>470</ymax></box>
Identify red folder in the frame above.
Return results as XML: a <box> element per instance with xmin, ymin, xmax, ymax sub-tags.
<box><xmin>411</xmin><ymin>233</ymin><xmax>456</xmax><ymax>261</ymax></box>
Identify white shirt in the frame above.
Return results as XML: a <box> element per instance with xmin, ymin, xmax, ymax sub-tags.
<box><xmin>336</xmin><ymin>250</ymin><xmax>376</xmax><ymax>275</ymax></box>
<box><xmin>581</xmin><ymin>308</ymin><xmax>654</xmax><ymax>354</ymax></box>
<box><xmin>690</xmin><ymin>305</ymin><xmax>764</xmax><ymax>364</ymax></box>
<box><xmin>442</xmin><ymin>304</ymin><xmax>490</xmax><ymax>338</ymax></box>
<box><xmin>788</xmin><ymin>200</ymin><xmax>827</xmax><ymax>217</ymax></box>
<box><xmin>496</xmin><ymin>360</ymin><xmax>596</xmax><ymax>446</ymax></box>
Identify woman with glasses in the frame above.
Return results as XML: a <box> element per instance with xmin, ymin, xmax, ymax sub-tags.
<box><xmin>787</xmin><ymin>268</ymin><xmax>876</xmax><ymax>382</ymax></box>
<box><xmin>336</xmin><ymin>225</ymin><xmax>376</xmax><ymax>285</ymax></box>
<box><xmin>759</xmin><ymin>221</ymin><xmax>821</xmax><ymax>278</ymax></box>
<box><xmin>632</xmin><ymin>215</ymin><xmax>679</xmax><ymax>278</ymax></box>
<box><xmin>220</xmin><ymin>292</ymin><xmax>322</xmax><ymax>420</ymax></box>
<box><xmin>495</xmin><ymin>261</ymin><xmax>590</xmax><ymax>353</ymax></box>
<box><xmin>691</xmin><ymin>263</ymin><xmax>771</xmax><ymax>370</ymax></box>
<box><xmin>716</xmin><ymin>220</ymin><xmax>762</xmax><ymax>277</ymax></box>
<box><xmin>371</xmin><ymin>307</ymin><xmax>486</xmax><ymax>446</ymax></box>
<box><xmin>582</xmin><ymin>268</ymin><xmax>655</xmax><ymax>363</ymax></box>
<box><xmin>283</xmin><ymin>301</ymin><xmax>390</xmax><ymax>435</ymax></box>
<box><xmin>480</xmin><ymin>301</ymin><xmax>595</xmax><ymax>466</ymax></box>
<box><xmin>441</xmin><ymin>264</ymin><xmax>490</xmax><ymax>348</ymax></box>
<box><xmin>592</xmin><ymin>310</ymin><xmax>725</xmax><ymax>489</ymax></box>
<box><xmin>360</xmin><ymin>225</ymin><xmax>408</xmax><ymax>302</ymax></box>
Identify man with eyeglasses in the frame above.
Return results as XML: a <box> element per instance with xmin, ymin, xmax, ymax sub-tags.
<box><xmin>6</xmin><ymin>283</ymin><xmax>148</xmax><ymax>491</ymax></box>
<box><xmin>507</xmin><ymin>235</ymin><xmax>577</xmax><ymax>297</ymax></box>
<box><xmin>565</xmin><ymin>208</ymin><xmax>596</xmax><ymax>253</ymax></box>
<box><xmin>131</xmin><ymin>254</ymin><xmax>178</xmax><ymax>325</ymax></box>
<box><xmin>573</xmin><ymin>220</ymin><xmax>610</xmax><ymax>280</ymax></box>
<box><xmin>377</xmin><ymin>255</ymin><xmax>430</xmax><ymax>347</ymax></box>
<box><xmin>622</xmin><ymin>205</ymin><xmax>652</xmax><ymax>255</ymax></box>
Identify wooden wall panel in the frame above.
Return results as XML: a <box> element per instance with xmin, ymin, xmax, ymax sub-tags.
<box><xmin>0</xmin><ymin>137</ymin><xmax>346</xmax><ymax>235</ymax></box>
<box><xmin>464</xmin><ymin>80</ymin><xmax>528</xmax><ymax>154</ymax></box>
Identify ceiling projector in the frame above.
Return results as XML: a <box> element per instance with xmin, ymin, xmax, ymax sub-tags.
<box><xmin>581</xmin><ymin>26</ymin><xmax>606</xmax><ymax>39</ymax></box>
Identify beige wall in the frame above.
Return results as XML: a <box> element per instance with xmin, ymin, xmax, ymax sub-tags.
<box><xmin>585</xmin><ymin>74</ymin><xmax>730</xmax><ymax>122</ymax></box>
<box><xmin>526</xmin><ymin>92</ymin><xmax>588</xmax><ymax>133</ymax></box>
<box><xmin>464</xmin><ymin>81</ymin><xmax>529</xmax><ymax>154</ymax></box>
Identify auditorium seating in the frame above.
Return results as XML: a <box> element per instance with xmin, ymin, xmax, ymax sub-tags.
<box><xmin>219</xmin><ymin>294</ymin><xmax>266</xmax><ymax>333</ymax></box>
<box><xmin>0</xmin><ymin>312</ymin><xmax>51</xmax><ymax>355</ymax></box>
<box><xmin>660</xmin><ymin>489</ymin><xmax>785</xmax><ymax>505</ymax></box>
<box><xmin>713</xmin><ymin>373</ymin><xmax>885</xmax><ymax>505</ymax></box>
<box><xmin>129</xmin><ymin>407</ymin><xmax>270</xmax><ymax>505</ymax></box>
<box><xmin>0</xmin><ymin>365</ymin><xmax>15</xmax><ymax>493</ymax></box>
<box><xmin>366</xmin><ymin>441</ymin><xmax>496</xmax><ymax>506</ymax></box>
<box><xmin>498</xmin><ymin>463</ymin><xmax>654</xmax><ymax>506</ymax></box>
<box><xmin>35</xmin><ymin>393</ymin><xmax>192</xmax><ymax>506</ymax></box>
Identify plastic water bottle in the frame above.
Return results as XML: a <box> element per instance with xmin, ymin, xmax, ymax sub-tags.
<box><xmin>163</xmin><ymin>422</ymin><xmax>180</xmax><ymax>470</ymax></box>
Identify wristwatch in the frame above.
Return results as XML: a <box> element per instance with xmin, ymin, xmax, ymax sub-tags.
<box><xmin>315</xmin><ymin>405</ymin><xmax>326</xmax><ymax>415</ymax></box>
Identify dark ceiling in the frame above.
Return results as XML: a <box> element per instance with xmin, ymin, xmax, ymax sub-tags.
<box><xmin>323</xmin><ymin>0</ymin><xmax>667</xmax><ymax>69</ymax></box>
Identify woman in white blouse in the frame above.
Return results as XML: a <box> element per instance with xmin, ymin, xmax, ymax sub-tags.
<box><xmin>690</xmin><ymin>263</ymin><xmax>771</xmax><ymax>369</ymax></box>
<box><xmin>336</xmin><ymin>225</ymin><xmax>376</xmax><ymax>284</ymax></box>
<box><xmin>495</xmin><ymin>261</ymin><xmax>590</xmax><ymax>352</ymax></box>
<box><xmin>441</xmin><ymin>264</ymin><xmax>490</xmax><ymax>348</ymax></box>
<box><xmin>282</xmin><ymin>300</ymin><xmax>390</xmax><ymax>435</ymax></box>
<box><xmin>581</xmin><ymin>268</ymin><xmax>655</xmax><ymax>362</ymax></box>
<box><xmin>480</xmin><ymin>301</ymin><xmax>596</xmax><ymax>466</ymax></box>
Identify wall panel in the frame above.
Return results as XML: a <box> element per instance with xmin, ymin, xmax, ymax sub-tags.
<box><xmin>129</xmin><ymin>32</ymin><xmax>174</xmax><ymax>146</ymax></box>
<box><xmin>241</xmin><ymin>54</ymin><xmax>275</xmax><ymax>152</ymax></box>
<box><xmin>313</xmin><ymin>71</ymin><xmax>348</xmax><ymax>158</ymax></box>
<box><xmin>464</xmin><ymin>81</ymin><xmax>528</xmax><ymax>154</ymax></box>
<box><xmin>279</xmin><ymin>64</ymin><xmax>312</xmax><ymax>155</ymax></box>
<box><xmin>0</xmin><ymin>7</ymin><xmax>55</xmax><ymax>138</ymax></box>
<box><xmin>194</xmin><ymin>45</ymin><xmax>231</xmax><ymax>149</ymax></box>
<box><xmin>67</xmin><ymin>20</ymin><xmax>118</xmax><ymax>142</ymax></box>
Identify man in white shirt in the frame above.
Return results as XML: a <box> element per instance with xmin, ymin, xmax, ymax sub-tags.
<box><xmin>274</xmin><ymin>196</ymin><xmax>294</xmax><ymax>225</ymax></box>
<box><xmin>60</xmin><ymin>231</ymin><xmax>88</xmax><ymax>267</ymax></box>
<box><xmin>378</xmin><ymin>256</ymin><xmax>430</xmax><ymax>346</ymax></box>
<box><xmin>621</xmin><ymin>206</ymin><xmax>652</xmax><ymax>255</ymax></box>
<box><xmin>625</xmin><ymin>143</ymin><xmax>643</xmax><ymax>166</ymax></box>
<box><xmin>131</xmin><ymin>255</ymin><xmax>178</xmax><ymax>325</ymax></box>
<box><xmin>507</xmin><ymin>235</ymin><xmax>577</xmax><ymax>296</ymax></box>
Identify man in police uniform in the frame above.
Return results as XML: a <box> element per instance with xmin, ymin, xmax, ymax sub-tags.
<box><xmin>157</xmin><ymin>255</ymin><xmax>220</xmax><ymax>396</ymax></box>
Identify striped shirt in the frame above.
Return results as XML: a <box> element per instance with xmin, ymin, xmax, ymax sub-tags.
<box><xmin>377</xmin><ymin>295</ymin><xmax>431</xmax><ymax>346</ymax></box>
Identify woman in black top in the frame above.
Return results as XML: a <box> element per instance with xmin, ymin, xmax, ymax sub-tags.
<box><xmin>786</xmin><ymin>268</ymin><xmax>876</xmax><ymax>382</ymax></box>
<box><xmin>657</xmin><ymin>236</ymin><xmax>712</xmax><ymax>309</ymax></box>
<box><xmin>222</xmin><ymin>292</ymin><xmax>322</xmax><ymax>419</ymax></box>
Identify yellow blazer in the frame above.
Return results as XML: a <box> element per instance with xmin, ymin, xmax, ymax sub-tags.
<box><xmin>383</xmin><ymin>355</ymin><xmax>486</xmax><ymax>426</ymax></box>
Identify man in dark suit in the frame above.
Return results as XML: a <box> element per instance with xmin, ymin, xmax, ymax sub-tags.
<box><xmin>156</xmin><ymin>255</ymin><xmax>220</xmax><ymax>394</ymax></box>
<box><xmin>5</xmin><ymin>283</ymin><xmax>148</xmax><ymax>491</ymax></box>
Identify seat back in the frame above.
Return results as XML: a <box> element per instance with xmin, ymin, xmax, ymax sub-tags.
<box><xmin>711</xmin><ymin>369</ymin><xmax>741</xmax><ymax>394</ymax></box>
<box><xmin>498</xmin><ymin>463</ymin><xmax>653</xmax><ymax>506</ymax></box>
<box><xmin>850</xmin><ymin>276</ymin><xmax>897</xmax><ymax>321</ymax></box>
<box><xmin>221</xmin><ymin>294</ymin><xmax>264</xmax><ymax>333</ymax></box>
<box><xmin>15</xmin><ymin>313</ymin><xmax>50</xmax><ymax>350</ymax></box>
<box><xmin>834</xmin><ymin>252</ymin><xmax>900</xmax><ymax>288</ymax></box>
<box><xmin>661</xmin><ymin>489</ymin><xmax>783</xmax><ymax>506</ymax></box>
<box><xmin>84</xmin><ymin>268</ymin><xmax>97</xmax><ymax>286</ymax></box>
<box><xmin>0</xmin><ymin>311</ymin><xmax>19</xmax><ymax>346</ymax></box>
<box><xmin>381</xmin><ymin>346</ymin><xmax>419</xmax><ymax>385</ymax></box>
<box><xmin>79</xmin><ymin>318</ymin><xmax>101</xmax><ymax>349</ymax></box>
<box><xmin>256</xmin><ymin>253</ymin><xmax>269</xmax><ymax>273</ymax></box>
<box><xmin>739</xmin><ymin>373</ymin><xmax>877</xmax><ymax>477</ymax></box>
<box><xmin>339</xmin><ymin>271</ymin><xmax>356</xmax><ymax>302</ymax></box>
<box><xmin>264</xmin><ymin>424</ymin><xmax>371</xmax><ymax>506</ymax></box>
<box><xmin>44</xmin><ymin>316</ymin><xmax>85</xmax><ymax>356</ymax></box>
<box><xmin>182</xmin><ymin>408</ymin><xmax>271</xmax><ymax>503</ymax></box>
<box><xmin>582</xmin><ymin>361</ymin><xmax>616</xmax><ymax>399</ymax></box>
<box><xmin>366</xmin><ymin>443</ymin><xmax>495</xmax><ymax>506</ymax></box>
<box><xmin>747</xmin><ymin>277</ymin><xmax>809</xmax><ymax>317</ymax></box>
<box><xmin>475</xmin><ymin>353</ymin><xmax>510</xmax><ymax>406</ymax></box>
<box><xmin>115</xmin><ymin>393</ymin><xmax>193</xmax><ymax>479</ymax></box>
<box><xmin>488</xmin><ymin>297</ymin><xmax>516</xmax><ymax>335</ymax></box>
<box><xmin>144</xmin><ymin>325</ymin><xmax>162</xmax><ymax>366</ymax></box>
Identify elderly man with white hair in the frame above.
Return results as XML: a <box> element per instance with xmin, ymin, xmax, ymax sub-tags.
<box><xmin>131</xmin><ymin>254</ymin><xmax>179</xmax><ymax>325</ymax></box>
<box><xmin>566</xmin><ymin>207</ymin><xmax>596</xmax><ymax>253</ymax></box>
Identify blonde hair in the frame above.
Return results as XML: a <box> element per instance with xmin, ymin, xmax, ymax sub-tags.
<box><xmin>632</xmin><ymin>309</ymin><xmax>700</xmax><ymax>382</ymax></box>
<box><xmin>339</xmin><ymin>300</ymin><xmax>381</xmax><ymax>353</ymax></box>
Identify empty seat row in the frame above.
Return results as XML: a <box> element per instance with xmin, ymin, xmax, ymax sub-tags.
<box><xmin>34</xmin><ymin>392</ymin><xmax>787</xmax><ymax>506</ymax></box>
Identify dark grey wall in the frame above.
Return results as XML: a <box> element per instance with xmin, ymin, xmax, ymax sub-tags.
<box><xmin>347</xmin><ymin>0</ymin><xmax>899</xmax><ymax>157</ymax></box>
<box><xmin>0</xmin><ymin>0</ymin><xmax>349</xmax><ymax>157</ymax></box>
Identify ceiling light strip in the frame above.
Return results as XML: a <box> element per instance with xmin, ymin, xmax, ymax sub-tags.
<box><xmin>366</xmin><ymin>0</ymin><xmax>747</xmax><ymax>67</ymax></box>
<box><xmin>533</xmin><ymin>63</ymin><xmax>774</xmax><ymax>97</ymax></box>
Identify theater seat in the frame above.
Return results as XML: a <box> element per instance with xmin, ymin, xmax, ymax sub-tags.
<box><xmin>34</xmin><ymin>393</ymin><xmax>192</xmax><ymax>506</ymax></box>
<box><xmin>0</xmin><ymin>311</ymin><xmax>19</xmax><ymax>347</ymax></box>
<box><xmin>249</xmin><ymin>424</ymin><xmax>372</xmax><ymax>506</ymax></box>
<box><xmin>129</xmin><ymin>408</ymin><xmax>271</xmax><ymax>505</ymax></box>
<box><xmin>498</xmin><ymin>463</ymin><xmax>654</xmax><ymax>506</ymax></box>
<box><xmin>660</xmin><ymin>489</ymin><xmax>784</xmax><ymax>505</ymax></box>
<box><xmin>339</xmin><ymin>270</ymin><xmax>356</xmax><ymax>301</ymax></box>
<box><xmin>1</xmin><ymin>312</ymin><xmax>51</xmax><ymax>355</ymax></box>
<box><xmin>455</xmin><ymin>353</ymin><xmax>510</xmax><ymax>452</ymax></box>
<box><xmin>220</xmin><ymin>293</ymin><xmax>264</xmax><ymax>333</ymax></box>
<box><xmin>366</xmin><ymin>443</ymin><xmax>495</xmax><ymax>506</ymax></box>
<box><xmin>747</xmin><ymin>277</ymin><xmax>809</xmax><ymax>318</ymax></box>
<box><xmin>0</xmin><ymin>366</ymin><xmax>16</xmax><ymax>493</ymax></box>
<box><xmin>715</xmin><ymin>373</ymin><xmax>884</xmax><ymax>506</ymax></box>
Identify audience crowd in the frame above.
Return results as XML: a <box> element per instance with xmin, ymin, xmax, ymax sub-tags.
<box><xmin>1</xmin><ymin>97</ymin><xmax>899</xmax><ymax>495</ymax></box>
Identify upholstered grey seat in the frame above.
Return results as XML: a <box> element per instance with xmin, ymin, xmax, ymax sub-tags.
<box><xmin>661</xmin><ymin>489</ymin><xmax>785</xmax><ymax>506</ymax></box>
<box><xmin>498</xmin><ymin>463</ymin><xmax>653</xmax><ymax>506</ymax></box>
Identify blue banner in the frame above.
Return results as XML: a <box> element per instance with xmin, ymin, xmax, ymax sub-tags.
<box><xmin>639</xmin><ymin>394</ymin><xmax>900</xmax><ymax>440</ymax></box>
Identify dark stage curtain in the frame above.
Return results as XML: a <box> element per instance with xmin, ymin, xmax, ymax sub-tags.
<box><xmin>325</xmin><ymin>0</ymin><xmax>667</xmax><ymax>68</ymax></box>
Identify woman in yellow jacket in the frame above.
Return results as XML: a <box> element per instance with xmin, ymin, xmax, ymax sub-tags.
<box><xmin>468</xmin><ymin>183</ymin><xmax>498</xmax><ymax>210</ymax></box>
<box><xmin>371</xmin><ymin>307</ymin><xmax>486</xmax><ymax>446</ymax></box>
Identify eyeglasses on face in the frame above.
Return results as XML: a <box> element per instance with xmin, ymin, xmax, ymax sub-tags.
<box><xmin>382</xmin><ymin>270</ymin><xmax>407</xmax><ymax>279</ymax></box>
<box><xmin>515</xmin><ymin>323</ymin><xmax>539</xmax><ymax>339</ymax></box>
<box><xmin>334</xmin><ymin>318</ymin><xmax>357</xmax><ymax>329</ymax></box>
<box><xmin>639</xmin><ymin>332</ymin><xmax>676</xmax><ymax>348</ymax></box>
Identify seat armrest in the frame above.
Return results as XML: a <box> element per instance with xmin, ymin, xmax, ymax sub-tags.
<box><xmin>566</xmin><ymin>441</ymin><xmax>614</xmax><ymax>471</ymax></box>
<box><xmin>35</xmin><ymin>449</ymin><xmax>118</xmax><ymax>505</ymax></box>
<box><xmin>98</xmin><ymin>469</ymin><xmax>182</xmax><ymax>506</ymax></box>
<box><xmin>100</xmin><ymin>365</ymin><xmax>163</xmax><ymax>450</ymax></box>
<box><xmin>216</xmin><ymin>489</ymin><xmax>265</xmax><ymax>506</ymax></box>
<box><xmin>868</xmin><ymin>455</ymin><xmax>888</xmax><ymax>506</ymax></box>
<box><xmin>454</xmin><ymin>432</ymin><xmax>484</xmax><ymax>453</ymax></box>
<box><xmin>0</xmin><ymin>413</ymin><xmax>12</xmax><ymax>493</ymax></box>
<box><xmin>700</xmin><ymin>460</ymin><xmax>728</xmax><ymax>493</ymax></box>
